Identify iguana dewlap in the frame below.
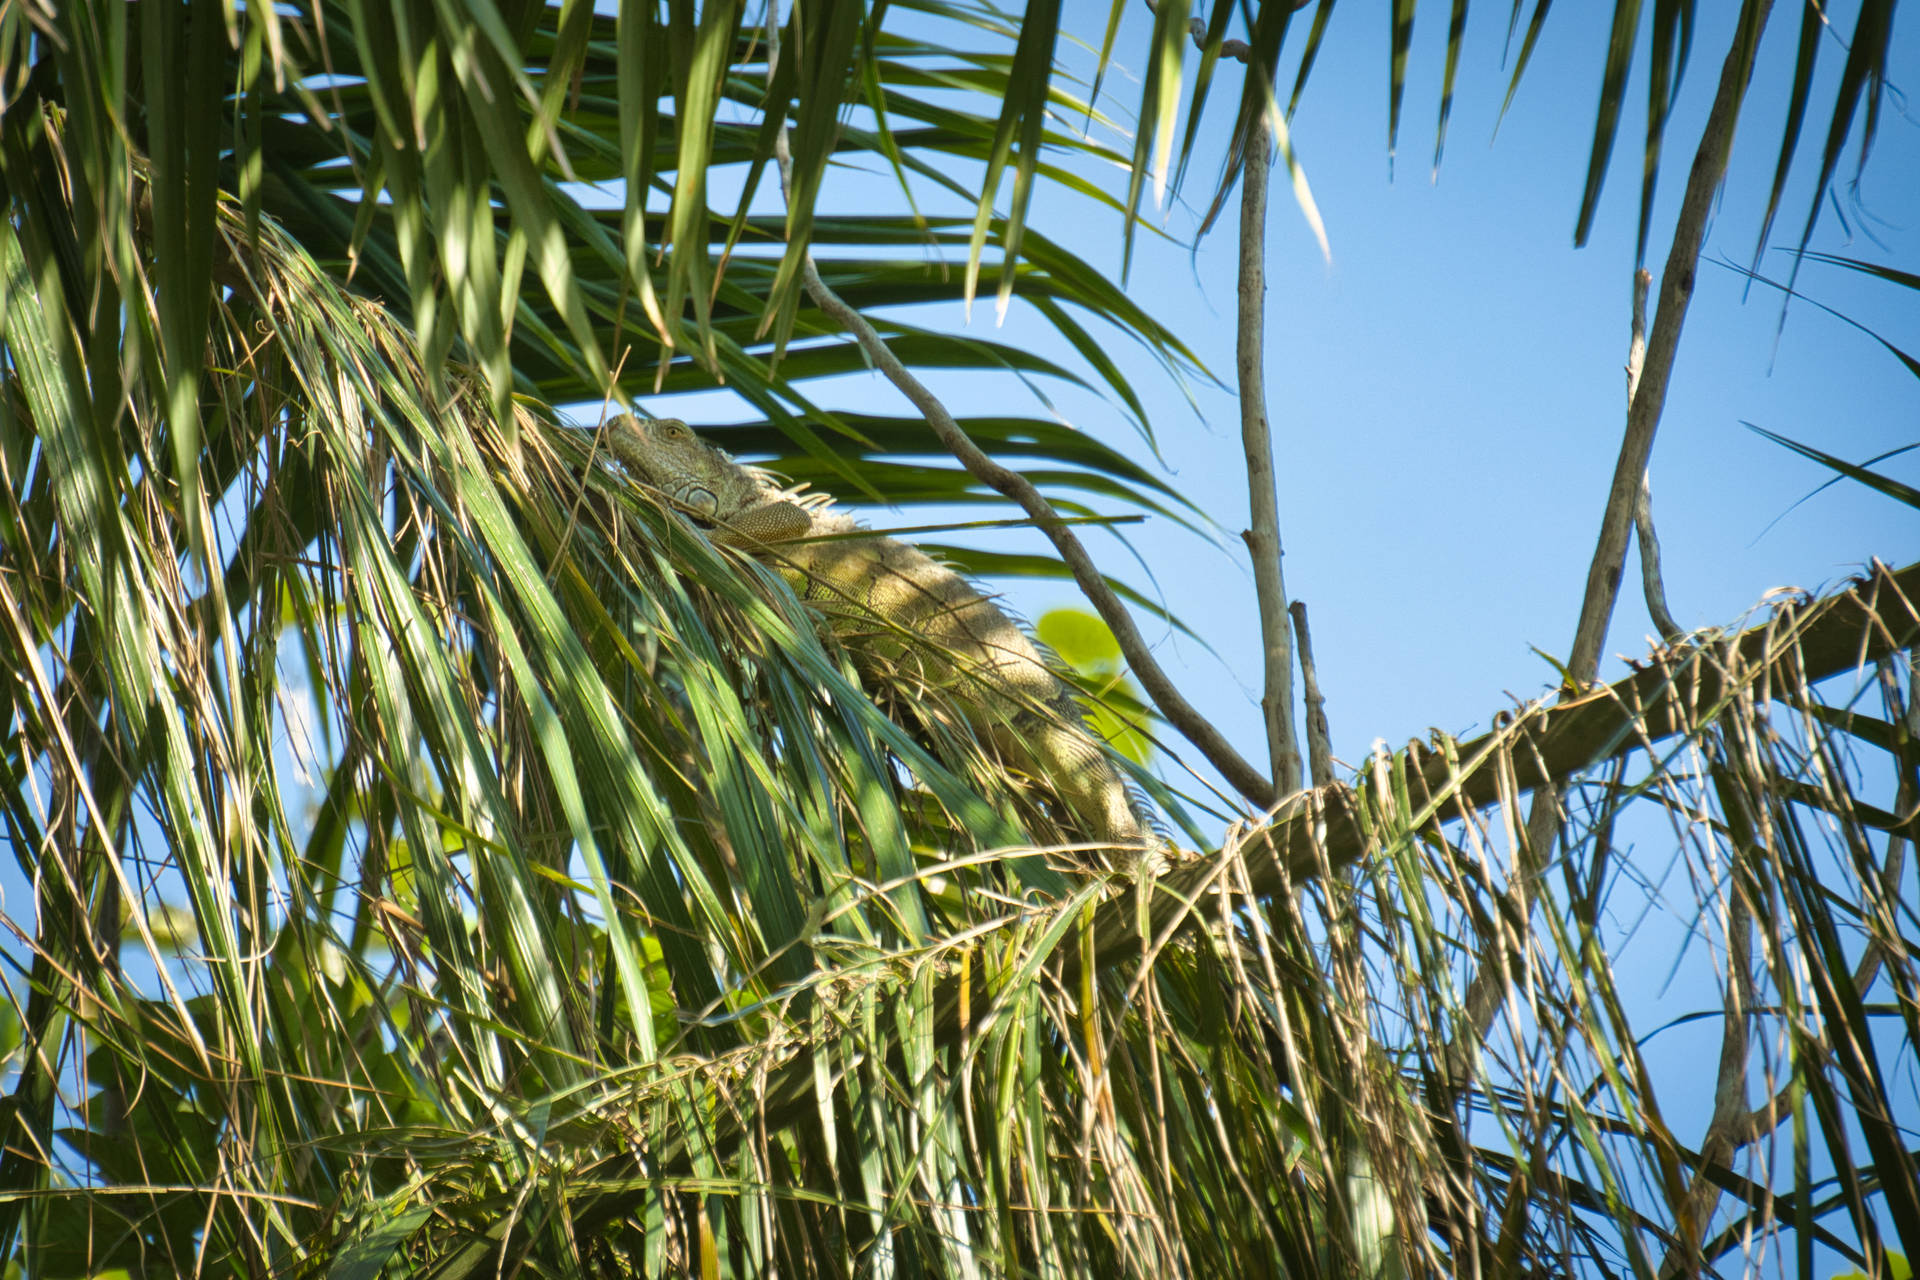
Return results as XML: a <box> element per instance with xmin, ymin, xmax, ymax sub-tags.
<box><xmin>605</xmin><ymin>413</ymin><xmax>1150</xmax><ymax>853</ymax></box>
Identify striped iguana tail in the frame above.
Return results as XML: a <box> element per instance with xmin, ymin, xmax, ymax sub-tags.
<box><xmin>603</xmin><ymin>413</ymin><xmax>1156</xmax><ymax>859</ymax></box>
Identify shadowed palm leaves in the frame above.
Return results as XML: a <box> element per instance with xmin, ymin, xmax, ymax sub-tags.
<box><xmin>0</xmin><ymin>0</ymin><xmax>1914</xmax><ymax>1276</ymax></box>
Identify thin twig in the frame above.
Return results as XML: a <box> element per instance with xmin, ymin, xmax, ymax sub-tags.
<box><xmin>1157</xmin><ymin>0</ymin><xmax>1305</xmax><ymax>797</ymax></box>
<box><xmin>1238</xmin><ymin>105</ymin><xmax>1303</xmax><ymax>797</ymax></box>
<box><xmin>1661</xmin><ymin>883</ymin><xmax>1754</xmax><ymax>1277</ymax></box>
<box><xmin>767</xmin><ymin>140</ymin><xmax>1277</xmax><ymax>810</ymax></box>
<box><xmin>1290</xmin><ymin>601</ymin><xmax>1334</xmax><ymax>789</ymax></box>
<box><xmin>1636</xmin><ymin>476</ymin><xmax>1683</xmax><ymax>644</ymax></box>
<box><xmin>1628</xmin><ymin>268</ymin><xmax>1683</xmax><ymax>644</ymax></box>
<box><xmin>1625</xmin><ymin>267</ymin><xmax>1651</xmax><ymax>397</ymax></box>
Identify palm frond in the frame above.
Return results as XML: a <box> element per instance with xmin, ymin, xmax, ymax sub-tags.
<box><xmin>2</xmin><ymin>2</ymin><xmax>1915</xmax><ymax>1275</ymax></box>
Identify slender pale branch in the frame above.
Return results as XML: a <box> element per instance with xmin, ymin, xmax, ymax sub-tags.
<box><xmin>1635</xmin><ymin>477</ymin><xmax>1683</xmax><ymax>643</ymax></box>
<box><xmin>1291</xmin><ymin>601</ymin><xmax>1334</xmax><ymax>789</ymax></box>
<box><xmin>1626</xmin><ymin>267</ymin><xmax>1650</xmax><ymax>396</ymax></box>
<box><xmin>1239</xmin><ymin>106</ymin><xmax>1303</xmax><ymax>798</ymax></box>
<box><xmin>1628</xmin><ymin>268</ymin><xmax>1683</xmax><ymax>644</ymax></box>
<box><xmin>768</xmin><ymin>144</ymin><xmax>1278</xmax><ymax>810</ymax></box>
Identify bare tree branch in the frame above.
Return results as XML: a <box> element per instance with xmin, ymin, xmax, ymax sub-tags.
<box><xmin>1239</xmin><ymin>105</ymin><xmax>1304</xmax><ymax>798</ymax></box>
<box><xmin>1629</xmin><ymin>268</ymin><xmax>1684</xmax><ymax>645</ymax></box>
<box><xmin>1291</xmin><ymin>601</ymin><xmax>1335</xmax><ymax>790</ymax></box>
<box><xmin>1636</xmin><ymin>475</ymin><xmax>1683</xmax><ymax>644</ymax></box>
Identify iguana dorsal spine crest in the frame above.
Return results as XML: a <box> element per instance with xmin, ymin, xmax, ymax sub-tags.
<box><xmin>606</xmin><ymin>413</ymin><xmax>1157</xmax><ymax>862</ymax></box>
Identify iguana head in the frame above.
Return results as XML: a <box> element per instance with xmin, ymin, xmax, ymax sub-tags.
<box><xmin>604</xmin><ymin>414</ymin><xmax>766</xmax><ymax>522</ymax></box>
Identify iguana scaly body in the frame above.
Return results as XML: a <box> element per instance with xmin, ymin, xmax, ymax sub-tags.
<box><xmin>606</xmin><ymin>414</ymin><xmax>1150</xmax><ymax>854</ymax></box>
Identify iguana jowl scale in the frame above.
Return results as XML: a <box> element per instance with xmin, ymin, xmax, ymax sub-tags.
<box><xmin>605</xmin><ymin>414</ymin><xmax>1151</xmax><ymax>856</ymax></box>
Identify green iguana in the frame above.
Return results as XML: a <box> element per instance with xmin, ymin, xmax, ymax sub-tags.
<box><xmin>605</xmin><ymin>413</ymin><xmax>1154</xmax><ymax>858</ymax></box>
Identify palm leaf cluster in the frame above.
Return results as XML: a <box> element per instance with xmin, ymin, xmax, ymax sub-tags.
<box><xmin>0</xmin><ymin>0</ymin><xmax>1914</xmax><ymax>1276</ymax></box>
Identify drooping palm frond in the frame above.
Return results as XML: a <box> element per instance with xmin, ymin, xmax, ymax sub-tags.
<box><xmin>28</xmin><ymin>0</ymin><xmax>1891</xmax><ymax>427</ymax></box>
<box><xmin>0</xmin><ymin>110</ymin><xmax>1089</xmax><ymax>1267</ymax></box>
<box><xmin>0</xmin><ymin>0</ymin><xmax>1206</xmax><ymax>546</ymax></box>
